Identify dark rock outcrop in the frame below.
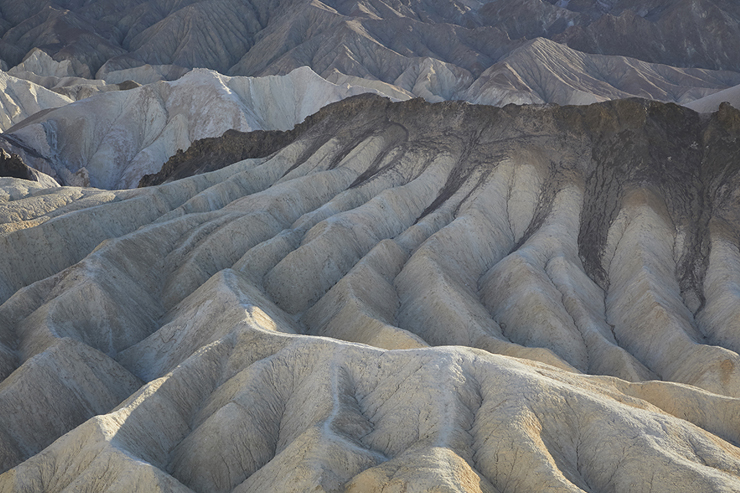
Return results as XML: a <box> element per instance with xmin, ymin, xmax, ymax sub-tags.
<box><xmin>138</xmin><ymin>128</ymin><xmax>306</xmax><ymax>187</ymax></box>
<box><xmin>0</xmin><ymin>149</ymin><xmax>33</xmax><ymax>181</ymax></box>
<box><xmin>0</xmin><ymin>148</ymin><xmax>57</xmax><ymax>185</ymax></box>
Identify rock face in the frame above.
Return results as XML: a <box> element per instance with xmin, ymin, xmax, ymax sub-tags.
<box><xmin>138</xmin><ymin>127</ymin><xmax>309</xmax><ymax>187</ymax></box>
<box><xmin>5</xmin><ymin>37</ymin><xmax>740</xmax><ymax>192</ymax></box>
<box><xmin>1</xmin><ymin>95</ymin><xmax>740</xmax><ymax>491</ymax></box>
<box><xmin>0</xmin><ymin>150</ymin><xmax>35</xmax><ymax>181</ymax></box>
<box><xmin>0</xmin><ymin>149</ymin><xmax>58</xmax><ymax>187</ymax></box>
<box><xmin>2</xmin><ymin>66</ymin><xmax>406</xmax><ymax>189</ymax></box>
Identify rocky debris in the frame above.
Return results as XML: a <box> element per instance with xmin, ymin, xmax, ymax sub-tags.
<box><xmin>3</xmin><ymin>26</ymin><xmax>739</xmax><ymax>192</ymax></box>
<box><xmin>138</xmin><ymin>90</ymin><xmax>371</xmax><ymax>187</ymax></box>
<box><xmin>2</xmin><ymin>95</ymin><xmax>740</xmax><ymax>489</ymax></box>
<box><xmin>132</xmin><ymin>43</ymin><xmax>740</xmax><ymax>186</ymax></box>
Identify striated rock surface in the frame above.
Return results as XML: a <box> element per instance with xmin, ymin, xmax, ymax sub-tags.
<box><xmin>1</xmin><ymin>0</ymin><xmax>740</xmax><ymax>108</ymax></box>
<box><xmin>462</xmin><ymin>38</ymin><xmax>740</xmax><ymax>106</ymax></box>
<box><xmin>3</xmin><ymin>66</ymin><xmax>406</xmax><ymax>190</ymax></box>
<box><xmin>6</xmin><ymin>41</ymin><xmax>740</xmax><ymax>192</ymax></box>
<box><xmin>553</xmin><ymin>0</ymin><xmax>740</xmax><ymax>72</ymax></box>
<box><xmin>1</xmin><ymin>0</ymin><xmax>738</xmax><ymax>74</ymax></box>
<box><xmin>1</xmin><ymin>95</ymin><xmax>740</xmax><ymax>490</ymax></box>
<box><xmin>8</xmin><ymin>50</ymin><xmax>143</xmax><ymax>101</ymax></box>
<box><xmin>0</xmin><ymin>71</ymin><xmax>71</xmax><ymax>132</ymax></box>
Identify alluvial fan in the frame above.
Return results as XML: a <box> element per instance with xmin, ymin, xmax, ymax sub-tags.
<box><xmin>1</xmin><ymin>94</ymin><xmax>740</xmax><ymax>491</ymax></box>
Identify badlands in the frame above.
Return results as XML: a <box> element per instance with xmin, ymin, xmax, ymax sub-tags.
<box><xmin>1</xmin><ymin>0</ymin><xmax>740</xmax><ymax>193</ymax></box>
<box><xmin>1</xmin><ymin>93</ymin><xmax>740</xmax><ymax>491</ymax></box>
<box><xmin>0</xmin><ymin>0</ymin><xmax>739</xmax><ymax>491</ymax></box>
<box><xmin>1</xmin><ymin>52</ymin><xmax>739</xmax><ymax>190</ymax></box>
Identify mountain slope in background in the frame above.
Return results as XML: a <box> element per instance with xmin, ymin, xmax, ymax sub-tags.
<box><xmin>461</xmin><ymin>37</ymin><xmax>740</xmax><ymax>106</ymax></box>
<box><xmin>1</xmin><ymin>1</ymin><xmax>740</xmax><ymax>491</ymax></box>
<box><xmin>0</xmin><ymin>0</ymin><xmax>738</xmax><ymax>89</ymax></box>
<box><xmin>686</xmin><ymin>83</ymin><xmax>740</xmax><ymax>113</ymax></box>
<box><xmin>1</xmin><ymin>66</ymin><xmax>406</xmax><ymax>189</ymax></box>
<box><xmin>0</xmin><ymin>70</ymin><xmax>71</xmax><ymax>131</ymax></box>
<box><xmin>1</xmin><ymin>95</ymin><xmax>740</xmax><ymax>491</ymax></box>
<box><xmin>4</xmin><ymin>41</ymin><xmax>740</xmax><ymax>191</ymax></box>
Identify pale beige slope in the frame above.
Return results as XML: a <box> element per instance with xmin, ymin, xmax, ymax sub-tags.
<box><xmin>9</xmin><ymin>52</ymin><xmax>185</xmax><ymax>102</ymax></box>
<box><xmin>0</xmin><ymin>157</ymin><xmax>269</xmax><ymax>305</ymax></box>
<box><xmin>9</xmin><ymin>49</ymin><xmax>82</xmax><ymax>79</ymax></box>
<box><xmin>6</xmin><ymin>49</ymin><xmax>130</xmax><ymax>102</ymax></box>
<box><xmin>325</xmin><ymin>69</ymin><xmax>415</xmax><ymax>102</ymax></box>
<box><xmin>2</xmin><ymin>96</ymin><xmax>740</xmax><ymax>395</ymax></box>
<box><xmin>684</xmin><ymin>84</ymin><xmax>740</xmax><ymax>113</ymax></box>
<box><xmin>0</xmin><ymin>338</ymin><xmax>141</xmax><ymax>473</ymax></box>
<box><xmin>393</xmin><ymin>57</ymin><xmax>474</xmax><ymax>103</ymax></box>
<box><xmin>464</xmin><ymin>38</ymin><xmax>740</xmax><ymax>106</ymax></box>
<box><xmin>3</xmin><ymin>325</ymin><xmax>740</xmax><ymax>493</ymax></box>
<box><xmin>0</xmin><ymin>70</ymin><xmax>71</xmax><ymax>131</ymax></box>
<box><xmin>1</xmin><ymin>96</ymin><xmax>740</xmax><ymax>490</ymax></box>
<box><xmin>4</xmin><ymin>66</ymin><xmax>405</xmax><ymax>190</ymax></box>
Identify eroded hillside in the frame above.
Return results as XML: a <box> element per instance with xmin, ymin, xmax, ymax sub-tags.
<box><xmin>1</xmin><ymin>95</ymin><xmax>740</xmax><ymax>491</ymax></box>
<box><xmin>1</xmin><ymin>0</ymin><xmax>740</xmax><ymax>113</ymax></box>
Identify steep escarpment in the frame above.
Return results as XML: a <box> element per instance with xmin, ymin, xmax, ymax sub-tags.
<box><xmin>1</xmin><ymin>95</ymin><xmax>740</xmax><ymax>490</ymax></box>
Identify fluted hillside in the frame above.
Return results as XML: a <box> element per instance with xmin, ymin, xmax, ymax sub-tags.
<box><xmin>0</xmin><ymin>71</ymin><xmax>70</xmax><ymax>131</ymax></box>
<box><xmin>1</xmin><ymin>0</ymin><xmax>740</xmax><ymax>111</ymax></box>
<box><xmin>1</xmin><ymin>67</ymin><xmax>404</xmax><ymax>189</ymax></box>
<box><xmin>1</xmin><ymin>95</ymin><xmax>740</xmax><ymax>491</ymax></box>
